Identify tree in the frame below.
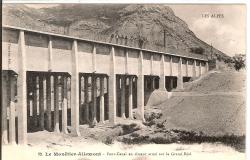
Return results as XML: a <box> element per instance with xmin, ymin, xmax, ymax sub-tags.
<box><xmin>233</xmin><ymin>54</ymin><xmax>245</xmax><ymax>71</ymax></box>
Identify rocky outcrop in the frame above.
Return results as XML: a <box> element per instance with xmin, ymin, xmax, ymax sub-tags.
<box><xmin>3</xmin><ymin>4</ymin><xmax>229</xmax><ymax>59</ymax></box>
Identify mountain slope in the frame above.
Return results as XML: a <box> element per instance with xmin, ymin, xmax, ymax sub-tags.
<box><xmin>3</xmin><ymin>4</ymin><xmax>229</xmax><ymax>59</ymax></box>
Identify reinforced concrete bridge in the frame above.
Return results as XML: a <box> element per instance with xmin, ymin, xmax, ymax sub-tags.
<box><xmin>2</xmin><ymin>25</ymin><xmax>208</xmax><ymax>145</ymax></box>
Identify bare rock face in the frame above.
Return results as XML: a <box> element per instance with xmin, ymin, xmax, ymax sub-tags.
<box><xmin>3</xmin><ymin>4</ymin><xmax>228</xmax><ymax>59</ymax></box>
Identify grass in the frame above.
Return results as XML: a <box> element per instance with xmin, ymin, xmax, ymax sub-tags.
<box><xmin>120</xmin><ymin>129</ymin><xmax>245</xmax><ymax>152</ymax></box>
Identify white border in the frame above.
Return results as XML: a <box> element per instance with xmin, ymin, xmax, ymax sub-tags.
<box><xmin>2</xmin><ymin>0</ymin><xmax>249</xmax><ymax>3</ymax></box>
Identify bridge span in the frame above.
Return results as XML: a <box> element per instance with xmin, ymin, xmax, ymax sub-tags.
<box><xmin>2</xmin><ymin>25</ymin><xmax>208</xmax><ymax>145</ymax></box>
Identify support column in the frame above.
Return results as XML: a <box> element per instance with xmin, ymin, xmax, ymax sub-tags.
<box><xmin>84</xmin><ymin>75</ymin><xmax>90</xmax><ymax>123</ymax></box>
<box><xmin>67</xmin><ymin>77</ymin><xmax>71</xmax><ymax>111</ymax></box>
<box><xmin>150</xmin><ymin>54</ymin><xmax>153</xmax><ymax>75</ymax></box>
<box><xmin>47</xmin><ymin>37</ymin><xmax>53</xmax><ymax>131</ymax></box>
<box><xmin>137</xmin><ymin>50</ymin><xmax>145</xmax><ymax>121</ymax></box>
<box><xmin>170</xmin><ymin>77</ymin><xmax>174</xmax><ymax>91</ymax></box>
<box><xmin>193</xmin><ymin>60</ymin><xmax>196</xmax><ymax>78</ymax></box>
<box><xmin>80</xmin><ymin>76</ymin><xmax>84</xmax><ymax>124</ymax></box>
<box><xmin>151</xmin><ymin>77</ymin><xmax>155</xmax><ymax>90</ymax></box>
<box><xmin>43</xmin><ymin>76</ymin><xmax>47</xmax><ymax>129</ymax></box>
<box><xmin>99</xmin><ymin>76</ymin><xmax>105</xmax><ymax>123</ymax></box>
<box><xmin>54</xmin><ymin>75</ymin><xmax>60</xmax><ymax>133</ymax></box>
<box><xmin>128</xmin><ymin>77</ymin><xmax>133</xmax><ymax>119</ymax></box>
<box><xmin>71</xmin><ymin>40</ymin><xmax>80</xmax><ymax>136</ymax></box>
<box><xmin>33</xmin><ymin>76</ymin><xmax>39</xmax><ymax>128</ymax></box>
<box><xmin>199</xmin><ymin>61</ymin><xmax>202</xmax><ymax>76</ymax></box>
<box><xmin>159</xmin><ymin>54</ymin><xmax>166</xmax><ymax>90</ymax></box>
<box><xmin>170</xmin><ymin>56</ymin><xmax>173</xmax><ymax>76</ymax></box>
<box><xmin>125</xmin><ymin>50</ymin><xmax>129</xmax><ymax>74</ymax></box>
<box><xmin>91</xmin><ymin>75</ymin><xmax>97</xmax><ymax>125</ymax></box>
<box><xmin>46</xmin><ymin>75</ymin><xmax>52</xmax><ymax>131</ymax></box>
<box><xmin>17</xmin><ymin>30</ymin><xmax>27</xmax><ymax>144</ymax></box>
<box><xmin>39</xmin><ymin>75</ymin><xmax>45</xmax><ymax>130</ymax></box>
<box><xmin>48</xmin><ymin>36</ymin><xmax>53</xmax><ymax>71</ymax></box>
<box><xmin>92</xmin><ymin>45</ymin><xmax>96</xmax><ymax>72</ymax></box>
<box><xmin>62</xmin><ymin>76</ymin><xmax>68</xmax><ymax>134</ymax></box>
<box><xmin>121</xmin><ymin>76</ymin><xmax>126</xmax><ymax>119</ymax></box>
<box><xmin>108</xmin><ymin>46</ymin><xmax>116</xmax><ymax>124</ymax></box>
<box><xmin>177</xmin><ymin>57</ymin><xmax>183</xmax><ymax>90</ymax></box>
<box><xmin>2</xmin><ymin>75</ymin><xmax>8</xmax><ymax>144</ymax></box>
<box><xmin>9</xmin><ymin>76</ymin><xmax>16</xmax><ymax>145</ymax></box>
<box><xmin>186</xmin><ymin>59</ymin><xmax>189</xmax><ymax>77</ymax></box>
<box><xmin>206</xmin><ymin>61</ymin><xmax>209</xmax><ymax>72</ymax></box>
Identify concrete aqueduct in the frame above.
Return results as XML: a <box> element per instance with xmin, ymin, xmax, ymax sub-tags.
<box><xmin>2</xmin><ymin>25</ymin><xmax>208</xmax><ymax>145</ymax></box>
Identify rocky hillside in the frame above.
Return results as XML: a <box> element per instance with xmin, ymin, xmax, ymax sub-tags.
<box><xmin>3</xmin><ymin>4</ymin><xmax>229</xmax><ymax>59</ymax></box>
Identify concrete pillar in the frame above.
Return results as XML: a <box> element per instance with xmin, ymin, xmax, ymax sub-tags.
<box><xmin>193</xmin><ymin>60</ymin><xmax>196</xmax><ymax>78</ymax></box>
<box><xmin>159</xmin><ymin>54</ymin><xmax>166</xmax><ymax>90</ymax></box>
<box><xmin>54</xmin><ymin>76</ymin><xmax>60</xmax><ymax>133</ymax></box>
<box><xmin>125</xmin><ymin>50</ymin><xmax>128</xmax><ymax>74</ymax></box>
<box><xmin>99</xmin><ymin>76</ymin><xmax>105</xmax><ymax>123</ymax></box>
<box><xmin>39</xmin><ymin>76</ymin><xmax>45</xmax><ymax>130</ymax></box>
<box><xmin>137</xmin><ymin>51</ymin><xmax>145</xmax><ymax>121</ymax></box>
<box><xmin>91</xmin><ymin>75</ymin><xmax>97</xmax><ymax>125</ymax></box>
<box><xmin>33</xmin><ymin>76</ymin><xmax>39</xmax><ymax>128</ymax></box>
<box><xmin>2</xmin><ymin>75</ymin><xmax>8</xmax><ymax>144</ymax></box>
<box><xmin>121</xmin><ymin>76</ymin><xmax>126</xmax><ymax>119</ymax></box>
<box><xmin>71</xmin><ymin>40</ymin><xmax>80</xmax><ymax>136</ymax></box>
<box><xmin>17</xmin><ymin>30</ymin><xmax>27</xmax><ymax>144</ymax></box>
<box><xmin>170</xmin><ymin>56</ymin><xmax>173</xmax><ymax>76</ymax></box>
<box><xmin>62</xmin><ymin>76</ymin><xmax>68</xmax><ymax>134</ymax></box>
<box><xmin>9</xmin><ymin>76</ymin><xmax>16</xmax><ymax>144</ymax></box>
<box><xmin>43</xmin><ymin>77</ymin><xmax>47</xmax><ymax>128</ymax></box>
<box><xmin>150</xmin><ymin>54</ymin><xmax>153</xmax><ymax>75</ymax></box>
<box><xmin>92</xmin><ymin>45</ymin><xmax>96</xmax><ymax>72</ymax></box>
<box><xmin>128</xmin><ymin>77</ymin><xmax>133</xmax><ymax>119</ymax></box>
<box><xmin>170</xmin><ymin>77</ymin><xmax>174</xmax><ymax>91</ymax></box>
<box><xmin>84</xmin><ymin>75</ymin><xmax>90</xmax><ymax>123</ymax></box>
<box><xmin>46</xmin><ymin>75</ymin><xmax>52</xmax><ymax>131</ymax></box>
<box><xmin>177</xmin><ymin>57</ymin><xmax>183</xmax><ymax>90</ymax></box>
<box><xmin>108</xmin><ymin>46</ymin><xmax>116</xmax><ymax>124</ymax></box>
<box><xmin>46</xmin><ymin>36</ymin><xmax>54</xmax><ymax>131</ymax></box>
<box><xmin>67</xmin><ymin>77</ymin><xmax>71</xmax><ymax>110</ymax></box>
<box><xmin>27</xmin><ymin>80</ymin><xmax>30</xmax><ymax>128</ymax></box>
<box><xmin>186</xmin><ymin>59</ymin><xmax>189</xmax><ymax>77</ymax></box>
<box><xmin>80</xmin><ymin>76</ymin><xmax>84</xmax><ymax>124</ymax></box>
<box><xmin>206</xmin><ymin>61</ymin><xmax>209</xmax><ymax>72</ymax></box>
<box><xmin>48</xmin><ymin>37</ymin><xmax>53</xmax><ymax>71</ymax></box>
<box><xmin>151</xmin><ymin>77</ymin><xmax>155</xmax><ymax>90</ymax></box>
<box><xmin>199</xmin><ymin>61</ymin><xmax>202</xmax><ymax>76</ymax></box>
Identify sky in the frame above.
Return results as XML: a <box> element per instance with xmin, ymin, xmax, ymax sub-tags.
<box><xmin>26</xmin><ymin>4</ymin><xmax>246</xmax><ymax>57</ymax></box>
<box><xmin>169</xmin><ymin>4</ymin><xmax>246</xmax><ymax>57</ymax></box>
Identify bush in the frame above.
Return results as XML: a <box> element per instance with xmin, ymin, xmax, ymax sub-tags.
<box><xmin>233</xmin><ymin>54</ymin><xmax>245</xmax><ymax>71</ymax></box>
<box><xmin>103</xmin><ymin>136</ymin><xmax>114</xmax><ymax>145</ymax></box>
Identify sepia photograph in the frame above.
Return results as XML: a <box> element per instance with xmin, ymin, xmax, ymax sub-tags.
<box><xmin>1</xmin><ymin>2</ymin><xmax>246</xmax><ymax>160</ymax></box>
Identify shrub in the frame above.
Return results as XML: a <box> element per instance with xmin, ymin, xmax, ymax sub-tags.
<box><xmin>233</xmin><ymin>54</ymin><xmax>245</xmax><ymax>71</ymax></box>
<box><xmin>103</xmin><ymin>136</ymin><xmax>114</xmax><ymax>145</ymax></box>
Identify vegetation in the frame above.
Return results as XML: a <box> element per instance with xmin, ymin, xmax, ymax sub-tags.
<box><xmin>103</xmin><ymin>136</ymin><xmax>114</xmax><ymax>145</ymax></box>
<box><xmin>121</xmin><ymin>129</ymin><xmax>245</xmax><ymax>152</ymax></box>
<box><xmin>232</xmin><ymin>54</ymin><xmax>246</xmax><ymax>71</ymax></box>
<box><xmin>189</xmin><ymin>47</ymin><xmax>205</xmax><ymax>55</ymax></box>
